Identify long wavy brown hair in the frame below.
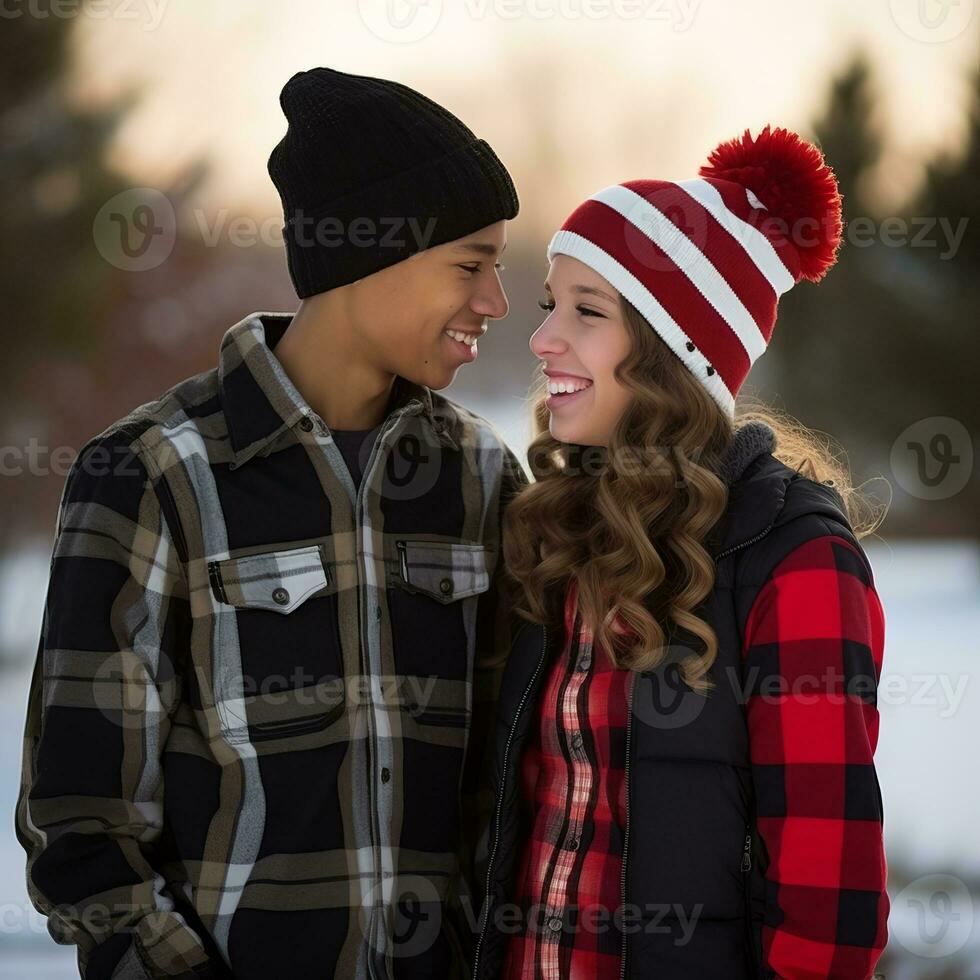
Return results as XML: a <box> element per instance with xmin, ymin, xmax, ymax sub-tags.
<box><xmin>501</xmin><ymin>295</ymin><xmax>888</xmax><ymax>694</ymax></box>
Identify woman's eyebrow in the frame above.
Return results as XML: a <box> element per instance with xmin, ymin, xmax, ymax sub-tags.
<box><xmin>575</xmin><ymin>285</ymin><xmax>616</xmax><ymax>303</ymax></box>
<box><xmin>543</xmin><ymin>281</ymin><xmax>616</xmax><ymax>303</ymax></box>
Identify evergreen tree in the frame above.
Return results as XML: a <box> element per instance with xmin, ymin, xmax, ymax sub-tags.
<box><xmin>767</xmin><ymin>55</ymin><xmax>978</xmax><ymax>533</ymax></box>
<box><xmin>0</xmin><ymin>5</ymin><xmax>138</xmax><ymax>387</ymax></box>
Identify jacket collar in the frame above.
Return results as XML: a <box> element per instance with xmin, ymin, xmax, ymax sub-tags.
<box><xmin>218</xmin><ymin>311</ymin><xmax>437</xmax><ymax>469</ymax></box>
<box><xmin>708</xmin><ymin>419</ymin><xmax>849</xmax><ymax>557</ymax></box>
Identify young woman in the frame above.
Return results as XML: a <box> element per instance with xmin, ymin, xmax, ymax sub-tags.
<box><xmin>472</xmin><ymin>126</ymin><xmax>889</xmax><ymax>980</ymax></box>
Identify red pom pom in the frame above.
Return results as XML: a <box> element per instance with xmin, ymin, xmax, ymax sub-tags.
<box><xmin>699</xmin><ymin>124</ymin><xmax>843</xmax><ymax>283</ymax></box>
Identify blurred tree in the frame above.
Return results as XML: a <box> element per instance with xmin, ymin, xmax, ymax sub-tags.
<box><xmin>0</xmin><ymin>2</ymin><xmax>139</xmax><ymax>381</ymax></box>
<box><xmin>0</xmin><ymin>3</ymin><xmax>147</xmax><ymax>557</ymax></box>
<box><xmin>905</xmin><ymin>62</ymin><xmax>980</xmax><ymax>455</ymax></box>
<box><xmin>0</xmin><ymin>3</ymin><xmax>263</xmax><ymax>552</ymax></box>
<box><xmin>768</xmin><ymin>54</ymin><xmax>894</xmax><ymax>438</ymax></box>
<box><xmin>767</xmin><ymin>54</ymin><xmax>979</xmax><ymax>535</ymax></box>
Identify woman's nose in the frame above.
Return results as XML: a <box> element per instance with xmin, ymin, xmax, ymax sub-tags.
<box><xmin>530</xmin><ymin>317</ymin><xmax>566</xmax><ymax>358</ymax></box>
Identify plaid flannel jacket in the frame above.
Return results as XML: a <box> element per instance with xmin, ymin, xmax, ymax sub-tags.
<box><xmin>16</xmin><ymin>311</ymin><xmax>528</xmax><ymax>980</ymax></box>
<box><xmin>502</xmin><ymin>534</ymin><xmax>887</xmax><ymax>979</ymax></box>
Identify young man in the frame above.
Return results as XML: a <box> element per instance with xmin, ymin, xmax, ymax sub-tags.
<box><xmin>16</xmin><ymin>67</ymin><xmax>526</xmax><ymax>980</ymax></box>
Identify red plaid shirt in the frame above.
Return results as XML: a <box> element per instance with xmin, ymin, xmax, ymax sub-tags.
<box><xmin>502</xmin><ymin>576</ymin><xmax>630</xmax><ymax>980</ymax></box>
<box><xmin>502</xmin><ymin>534</ymin><xmax>887</xmax><ymax>979</ymax></box>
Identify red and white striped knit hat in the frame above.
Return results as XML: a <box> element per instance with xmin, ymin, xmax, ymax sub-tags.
<box><xmin>546</xmin><ymin>125</ymin><xmax>843</xmax><ymax>417</ymax></box>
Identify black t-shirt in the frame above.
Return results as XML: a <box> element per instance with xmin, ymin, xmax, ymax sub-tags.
<box><xmin>330</xmin><ymin>426</ymin><xmax>382</xmax><ymax>490</ymax></box>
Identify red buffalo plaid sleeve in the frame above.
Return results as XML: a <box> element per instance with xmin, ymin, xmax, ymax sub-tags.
<box><xmin>742</xmin><ymin>534</ymin><xmax>888</xmax><ymax>979</ymax></box>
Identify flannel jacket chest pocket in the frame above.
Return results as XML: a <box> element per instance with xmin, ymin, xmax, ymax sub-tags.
<box><xmin>394</xmin><ymin>539</ymin><xmax>490</xmax><ymax>602</ymax></box>
<box><xmin>205</xmin><ymin>542</ymin><xmax>344</xmax><ymax>749</ymax></box>
<box><xmin>208</xmin><ymin>543</ymin><xmax>330</xmax><ymax>614</ymax></box>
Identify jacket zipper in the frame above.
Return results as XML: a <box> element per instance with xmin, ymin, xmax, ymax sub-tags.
<box><xmin>719</xmin><ymin>523</ymin><xmax>772</xmax><ymax>980</ymax></box>
<box><xmin>713</xmin><ymin>521</ymin><xmax>775</xmax><ymax>562</ymax></box>
<box><xmin>614</xmin><ymin>521</ymin><xmax>775</xmax><ymax>979</ymax></box>
<box><xmin>619</xmin><ymin>669</ymin><xmax>636</xmax><ymax>980</ymax></box>
<box><xmin>472</xmin><ymin>624</ymin><xmax>549</xmax><ymax>980</ymax></box>
<box><xmin>742</xmin><ymin>823</ymin><xmax>756</xmax><ymax>975</ymax></box>
<box><xmin>396</xmin><ymin>540</ymin><xmax>409</xmax><ymax>581</ymax></box>
<box><xmin>207</xmin><ymin>560</ymin><xmax>227</xmax><ymax>604</ymax></box>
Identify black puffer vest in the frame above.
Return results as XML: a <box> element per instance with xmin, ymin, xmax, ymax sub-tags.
<box><xmin>471</xmin><ymin>423</ymin><xmax>874</xmax><ymax>980</ymax></box>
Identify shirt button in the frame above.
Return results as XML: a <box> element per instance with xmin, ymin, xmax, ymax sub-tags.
<box><xmin>576</xmin><ymin>656</ymin><xmax>591</xmax><ymax>672</ymax></box>
<box><xmin>375</xmin><ymin>605</ymin><xmax>382</xmax><ymax>622</ymax></box>
<box><xmin>548</xmin><ymin>916</ymin><xmax>563</xmax><ymax>933</ymax></box>
<box><xmin>299</xmin><ymin>416</ymin><xmax>314</xmax><ymax>431</ymax></box>
<box><xmin>380</xmin><ymin>767</ymin><xmax>391</xmax><ymax>784</ymax></box>
<box><xmin>272</xmin><ymin>587</ymin><xmax>290</xmax><ymax>605</ymax></box>
<box><xmin>570</xmin><ymin>732</ymin><xmax>584</xmax><ymax>750</ymax></box>
<box><xmin>567</xmin><ymin>836</ymin><xmax>579</xmax><ymax>851</ymax></box>
<box><xmin>439</xmin><ymin>577</ymin><xmax>453</xmax><ymax>596</ymax></box>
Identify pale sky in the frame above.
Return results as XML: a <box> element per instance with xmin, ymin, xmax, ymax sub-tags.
<box><xmin>69</xmin><ymin>0</ymin><xmax>978</xmax><ymax>233</ymax></box>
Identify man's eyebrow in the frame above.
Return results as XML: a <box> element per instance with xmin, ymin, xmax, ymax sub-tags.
<box><xmin>543</xmin><ymin>281</ymin><xmax>616</xmax><ymax>303</ymax></box>
<box><xmin>453</xmin><ymin>241</ymin><xmax>506</xmax><ymax>256</ymax></box>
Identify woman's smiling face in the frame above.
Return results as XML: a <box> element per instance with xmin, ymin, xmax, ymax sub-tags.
<box><xmin>530</xmin><ymin>254</ymin><xmax>635</xmax><ymax>447</ymax></box>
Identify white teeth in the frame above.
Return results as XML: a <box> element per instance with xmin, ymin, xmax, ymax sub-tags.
<box><xmin>547</xmin><ymin>378</ymin><xmax>593</xmax><ymax>395</ymax></box>
<box><xmin>445</xmin><ymin>329</ymin><xmax>479</xmax><ymax>346</ymax></box>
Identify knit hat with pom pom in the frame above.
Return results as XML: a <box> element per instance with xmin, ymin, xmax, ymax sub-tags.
<box><xmin>546</xmin><ymin>125</ymin><xmax>843</xmax><ymax>416</ymax></box>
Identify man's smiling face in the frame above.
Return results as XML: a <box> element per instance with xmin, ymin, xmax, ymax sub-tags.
<box><xmin>343</xmin><ymin>221</ymin><xmax>510</xmax><ymax>390</ymax></box>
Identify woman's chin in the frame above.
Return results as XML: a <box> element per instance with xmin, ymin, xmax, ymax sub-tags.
<box><xmin>549</xmin><ymin>418</ymin><xmax>586</xmax><ymax>445</ymax></box>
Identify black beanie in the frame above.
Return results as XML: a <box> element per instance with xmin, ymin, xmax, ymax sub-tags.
<box><xmin>267</xmin><ymin>66</ymin><xmax>520</xmax><ymax>299</ymax></box>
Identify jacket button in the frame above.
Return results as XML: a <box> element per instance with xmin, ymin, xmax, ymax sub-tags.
<box><xmin>272</xmin><ymin>587</ymin><xmax>290</xmax><ymax>605</ymax></box>
<box><xmin>299</xmin><ymin>416</ymin><xmax>314</xmax><ymax>431</ymax></box>
<box><xmin>439</xmin><ymin>577</ymin><xmax>453</xmax><ymax>596</ymax></box>
<box><xmin>706</xmin><ymin>364</ymin><xmax>715</xmax><ymax>376</ymax></box>
<box><xmin>686</xmin><ymin>341</ymin><xmax>695</xmax><ymax>351</ymax></box>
